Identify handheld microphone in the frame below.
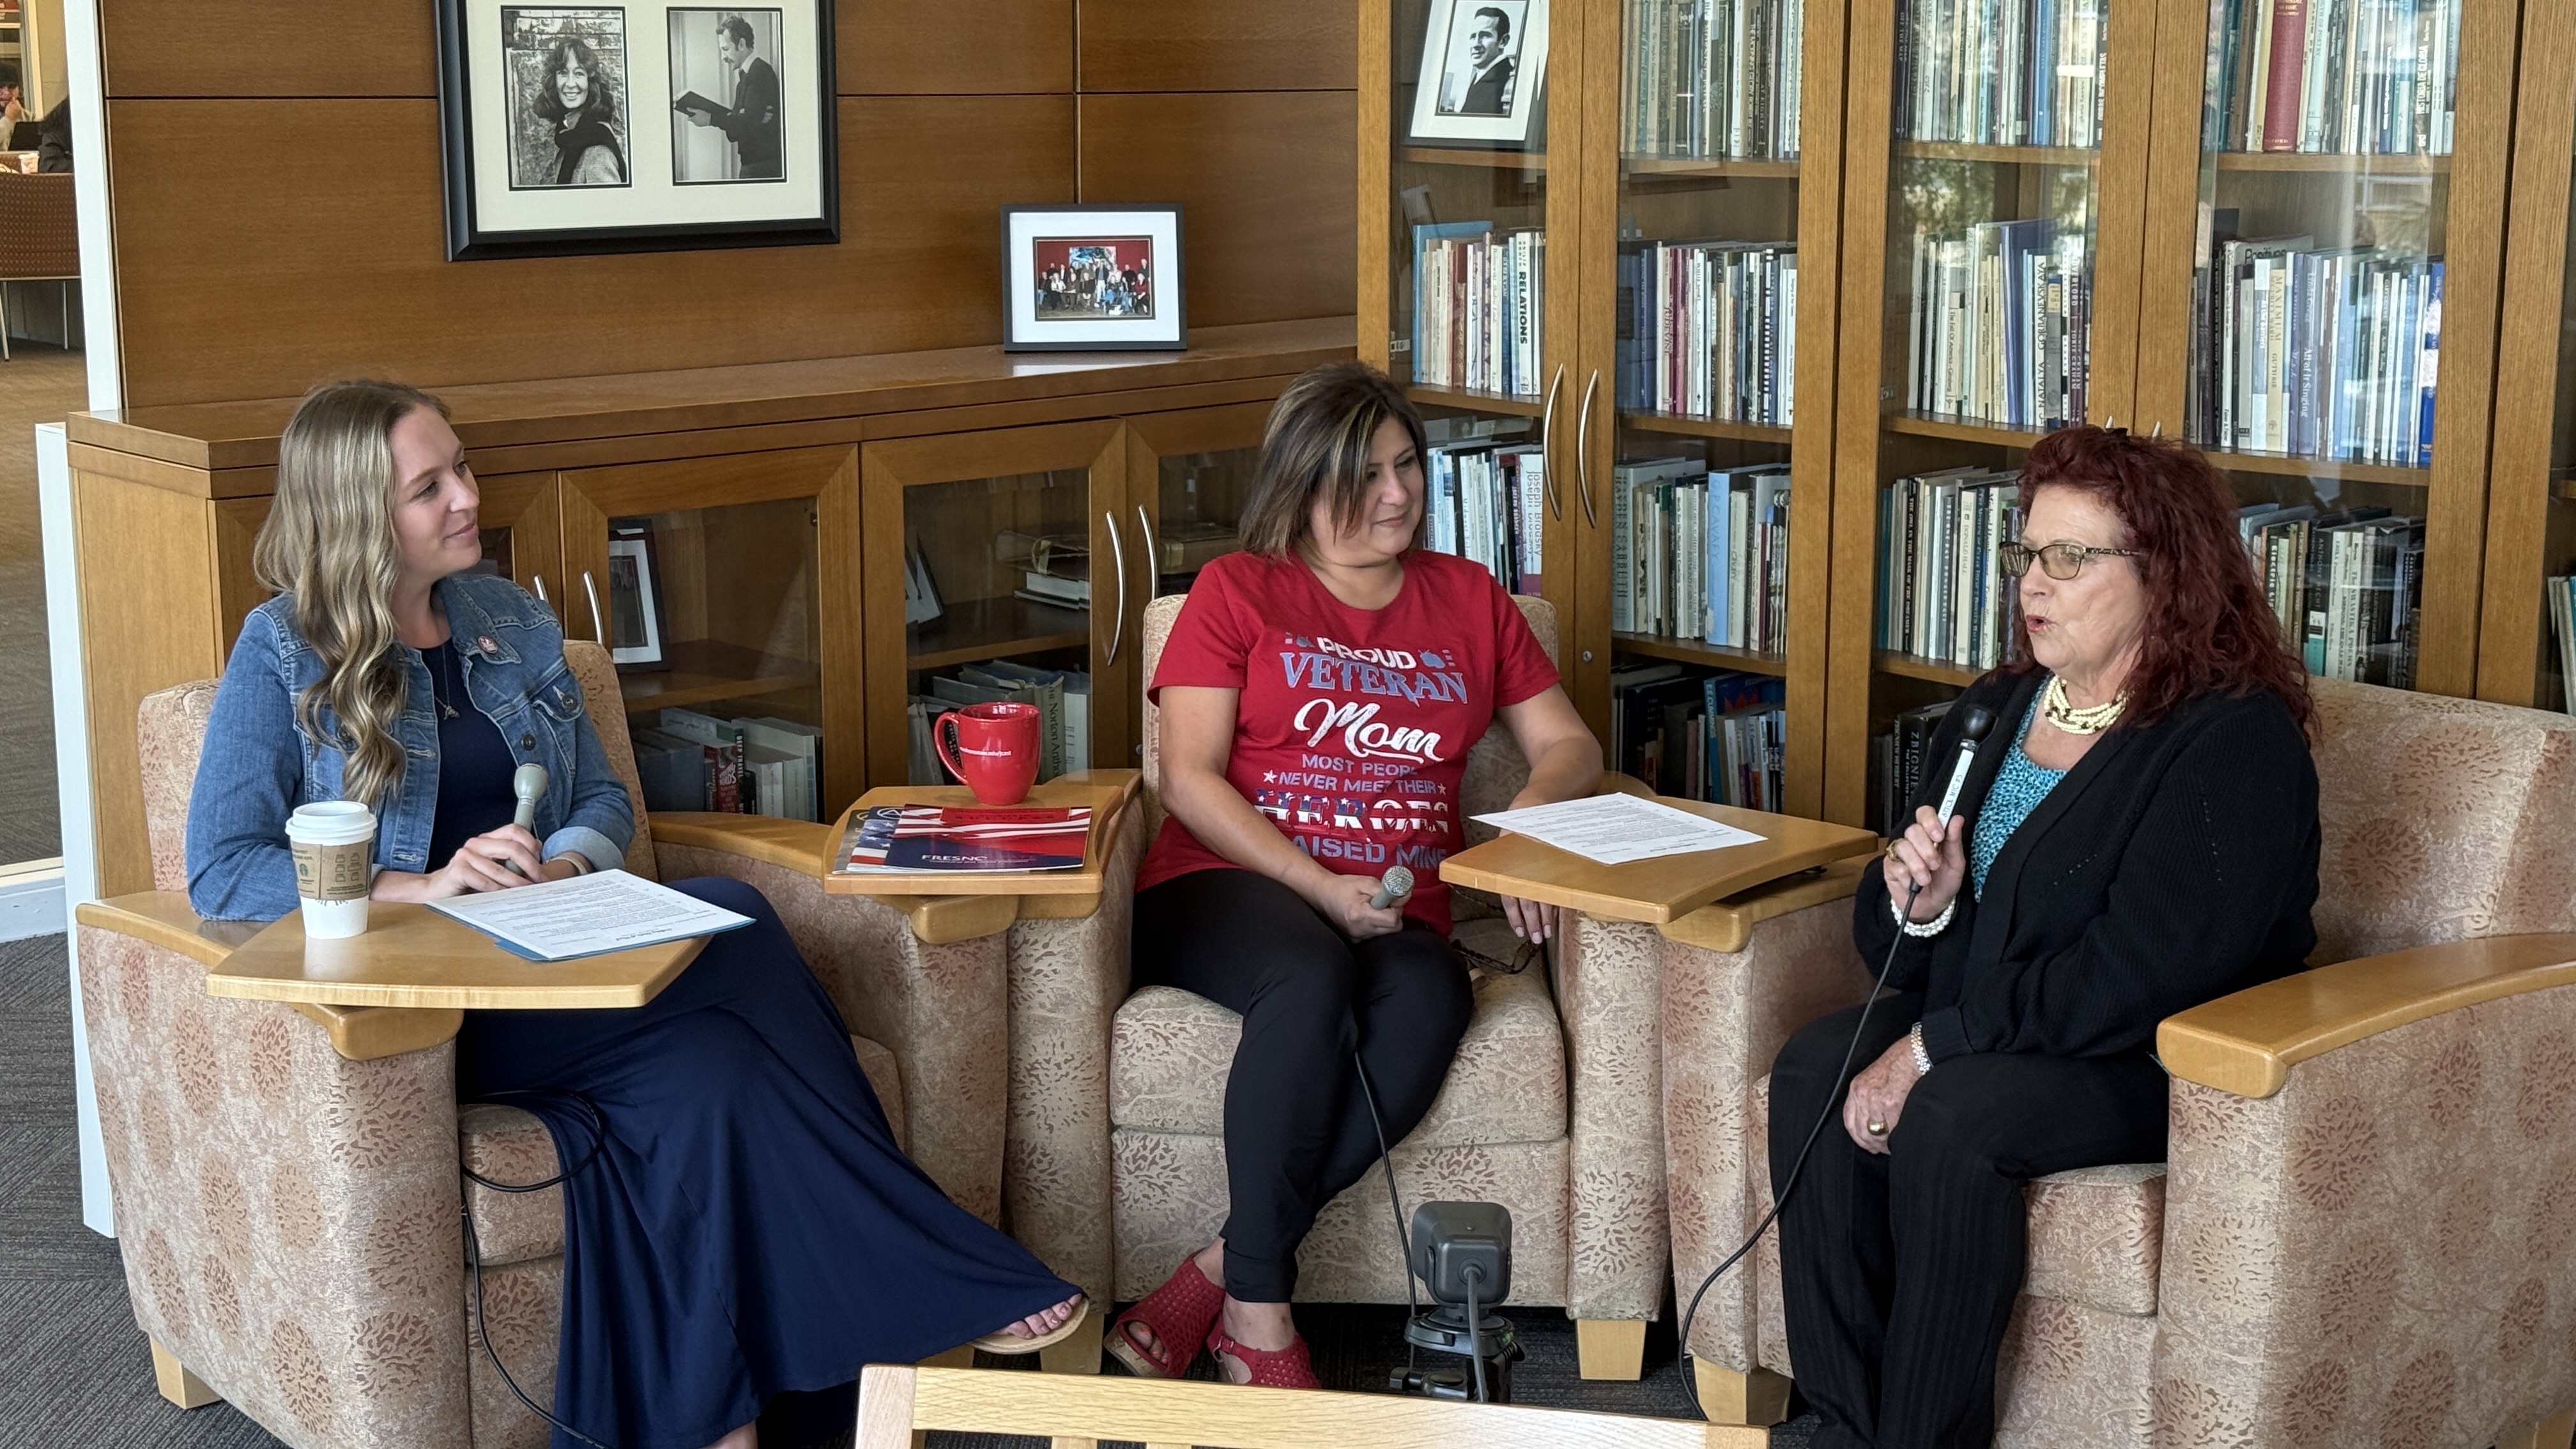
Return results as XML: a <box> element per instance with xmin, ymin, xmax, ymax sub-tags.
<box><xmin>507</xmin><ymin>763</ymin><xmax>548</xmax><ymax>877</ymax></box>
<box><xmin>1930</xmin><ymin>705</ymin><xmax>1998</xmax><ymax>831</ymax></box>
<box><xmin>1368</xmin><ymin>865</ymin><xmax>1415</xmax><ymax>910</ymax></box>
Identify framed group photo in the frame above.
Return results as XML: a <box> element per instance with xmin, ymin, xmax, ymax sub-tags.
<box><xmin>1405</xmin><ymin>0</ymin><xmax>1549</xmax><ymax>150</ymax></box>
<box><xmin>1001</xmin><ymin>206</ymin><xmax>1186</xmax><ymax>352</ymax></box>
<box><xmin>437</xmin><ymin>1</ymin><xmax>836</xmax><ymax>259</ymax></box>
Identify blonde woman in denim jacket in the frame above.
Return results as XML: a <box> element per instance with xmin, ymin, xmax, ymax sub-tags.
<box><xmin>186</xmin><ymin>381</ymin><xmax>1080</xmax><ymax>1449</ymax></box>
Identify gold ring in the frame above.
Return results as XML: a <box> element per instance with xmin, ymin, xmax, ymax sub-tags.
<box><xmin>1866</xmin><ymin>1120</ymin><xmax>1888</xmax><ymax>1137</ymax></box>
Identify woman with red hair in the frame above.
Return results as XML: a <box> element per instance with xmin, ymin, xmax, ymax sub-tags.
<box><xmin>1768</xmin><ymin>426</ymin><xmax>2320</xmax><ymax>1448</ymax></box>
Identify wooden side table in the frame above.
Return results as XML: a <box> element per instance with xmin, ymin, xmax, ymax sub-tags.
<box><xmin>820</xmin><ymin>769</ymin><xmax>1143</xmax><ymax>944</ymax></box>
<box><xmin>1441</xmin><ymin>796</ymin><xmax>1880</xmax><ymax>930</ymax></box>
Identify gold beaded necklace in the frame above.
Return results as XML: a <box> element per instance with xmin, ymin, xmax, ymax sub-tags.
<box><xmin>2041</xmin><ymin>673</ymin><xmax>2126</xmax><ymax>735</ymax></box>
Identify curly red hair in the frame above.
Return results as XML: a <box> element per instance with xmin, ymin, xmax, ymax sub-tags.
<box><xmin>2005</xmin><ymin>426</ymin><xmax>2313</xmax><ymax>735</ymax></box>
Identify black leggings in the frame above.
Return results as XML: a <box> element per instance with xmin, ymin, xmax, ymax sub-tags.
<box><xmin>1131</xmin><ymin>868</ymin><xmax>1475</xmax><ymax>1303</ymax></box>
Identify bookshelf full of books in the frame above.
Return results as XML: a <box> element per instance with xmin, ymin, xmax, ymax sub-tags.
<box><xmin>1820</xmin><ymin>0</ymin><xmax>2152</xmax><ymax>827</ymax></box>
<box><xmin>2126</xmin><ymin>0</ymin><xmax>2516</xmax><ymax>705</ymax></box>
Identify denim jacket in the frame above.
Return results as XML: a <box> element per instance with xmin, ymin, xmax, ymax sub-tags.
<box><xmin>187</xmin><ymin>570</ymin><xmax>635</xmax><ymax>921</ymax></box>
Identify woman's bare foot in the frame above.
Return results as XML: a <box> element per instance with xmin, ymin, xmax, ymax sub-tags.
<box><xmin>995</xmin><ymin>1292</ymin><xmax>1085</xmax><ymax>1341</ymax></box>
<box><xmin>700</xmin><ymin>1421</ymin><xmax>755</xmax><ymax>1449</ymax></box>
<box><xmin>1120</xmin><ymin>1240</ymin><xmax>1297</xmax><ymax>1380</ymax></box>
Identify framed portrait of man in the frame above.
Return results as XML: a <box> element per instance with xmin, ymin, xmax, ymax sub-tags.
<box><xmin>1405</xmin><ymin>0</ymin><xmax>1549</xmax><ymax>149</ymax></box>
<box><xmin>436</xmin><ymin>0</ymin><xmax>836</xmax><ymax>259</ymax></box>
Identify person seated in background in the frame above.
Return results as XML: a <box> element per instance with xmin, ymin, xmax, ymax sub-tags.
<box><xmin>35</xmin><ymin>96</ymin><xmax>68</xmax><ymax>172</ymax></box>
<box><xmin>0</xmin><ymin>65</ymin><xmax>27</xmax><ymax>128</ymax></box>
<box><xmin>1770</xmin><ymin>425</ymin><xmax>2320</xmax><ymax>1449</ymax></box>
<box><xmin>186</xmin><ymin>379</ymin><xmax>1082</xmax><ymax>1449</ymax></box>
<box><xmin>1108</xmin><ymin>361</ymin><xmax>1603</xmax><ymax>1388</ymax></box>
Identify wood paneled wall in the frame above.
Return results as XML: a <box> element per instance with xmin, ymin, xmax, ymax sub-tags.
<box><xmin>95</xmin><ymin>0</ymin><xmax>1354</xmax><ymax>408</ymax></box>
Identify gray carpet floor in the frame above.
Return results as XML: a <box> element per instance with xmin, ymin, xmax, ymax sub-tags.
<box><xmin>1</xmin><ymin>932</ymin><xmax>1818</xmax><ymax>1445</ymax></box>
<box><xmin>0</xmin><ymin>346</ymin><xmax>89</xmax><ymax>866</ymax></box>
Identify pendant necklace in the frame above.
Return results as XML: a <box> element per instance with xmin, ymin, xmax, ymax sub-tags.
<box><xmin>2042</xmin><ymin>673</ymin><xmax>2125</xmax><ymax>735</ymax></box>
<box><xmin>429</xmin><ymin>646</ymin><xmax>460</xmax><ymax>721</ymax></box>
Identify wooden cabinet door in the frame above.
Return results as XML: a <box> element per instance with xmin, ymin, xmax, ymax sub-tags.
<box><xmin>859</xmin><ymin>421</ymin><xmax>1128</xmax><ymax>787</ymax></box>
<box><xmin>556</xmin><ymin>447</ymin><xmax>865</xmax><ymax>820</ymax></box>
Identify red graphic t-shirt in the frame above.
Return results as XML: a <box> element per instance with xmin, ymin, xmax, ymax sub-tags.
<box><xmin>1138</xmin><ymin>548</ymin><xmax>1561</xmax><ymax>935</ymax></box>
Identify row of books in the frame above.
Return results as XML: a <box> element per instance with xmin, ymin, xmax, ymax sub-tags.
<box><xmin>1895</xmin><ymin>0</ymin><xmax>2106</xmax><ymax>149</ymax></box>
<box><xmin>1874</xmin><ymin>467</ymin><xmax>2023</xmax><ymax>671</ymax></box>
<box><xmin>2189</xmin><ymin>230</ymin><xmax>2441</xmax><ymax>466</ymax></box>
<box><xmin>1423</xmin><ymin>438</ymin><xmax>1547</xmax><ymax>594</ymax></box>
<box><xmin>1610</xmin><ymin>661</ymin><xmax>1790</xmax><ymax>811</ymax></box>
<box><xmin>1620</xmin><ymin>0</ymin><xmax>1805</xmax><ymax>160</ymax></box>
<box><xmin>631</xmin><ymin>709</ymin><xmax>824</xmax><ymax>821</ymax></box>
<box><xmin>2237</xmin><ymin>502</ymin><xmax>2423</xmax><ymax>686</ymax></box>
<box><xmin>2550</xmin><ymin>574</ymin><xmax>2575</xmax><ymax>713</ymax></box>
<box><xmin>1411</xmin><ymin>223</ymin><xmax>1547</xmax><ymax>397</ymax></box>
<box><xmin>1611</xmin><ymin>460</ymin><xmax>1795</xmax><ymax>653</ymax></box>
<box><xmin>1617</xmin><ymin>240</ymin><xmax>1798</xmax><ymax>425</ymax></box>
<box><xmin>1870</xmin><ymin>698</ymin><xmax>1956</xmax><ymax>832</ymax></box>
<box><xmin>905</xmin><ymin>661</ymin><xmax>1092</xmax><ymax>786</ymax></box>
<box><xmin>2205</xmin><ymin>0</ymin><xmax>2460</xmax><ymax>157</ymax></box>
<box><xmin>1906</xmin><ymin>222</ymin><xmax>2094</xmax><ymax>431</ymax></box>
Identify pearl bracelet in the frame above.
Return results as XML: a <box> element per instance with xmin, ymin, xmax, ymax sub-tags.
<box><xmin>1890</xmin><ymin>894</ymin><xmax>1956</xmax><ymax>937</ymax></box>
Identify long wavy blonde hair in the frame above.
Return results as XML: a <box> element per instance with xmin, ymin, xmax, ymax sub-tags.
<box><xmin>251</xmin><ymin>379</ymin><xmax>453</xmax><ymax>809</ymax></box>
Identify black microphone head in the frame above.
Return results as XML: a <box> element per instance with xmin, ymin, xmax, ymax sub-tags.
<box><xmin>1956</xmin><ymin>704</ymin><xmax>1998</xmax><ymax>743</ymax></box>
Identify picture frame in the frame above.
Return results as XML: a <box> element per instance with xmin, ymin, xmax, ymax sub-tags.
<box><xmin>436</xmin><ymin>1</ymin><xmax>838</xmax><ymax>260</ymax></box>
<box><xmin>1404</xmin><ymin>0</ymin><xmax>1549</xmax><ymax>150</ymax></box>
<box><xmin>1000</xmin><ymin>205</ymin><xmax>1186</xmax><ymax>352</ymax></box>
<box><xmin>605</xmin><ymin>518</ymin><xmax>670</xmax><ymax>669</ymax></box>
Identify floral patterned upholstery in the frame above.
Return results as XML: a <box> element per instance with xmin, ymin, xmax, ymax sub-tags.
<box><xmin>88</xmin><ymin>641</ymin><xmax>982</xmax><ymax>1448</ymax></box>
<box><xmin>1715</xmin><ymin>680</ymin><xmax>2576</xmax><ymax>1443</ymax></box>
<box><xmin>1005</xmin><ymin>592</ymin><xmax>1674</xmax><ymax>1330</ymax></box>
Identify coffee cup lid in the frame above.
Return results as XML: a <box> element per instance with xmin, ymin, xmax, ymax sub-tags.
<box><xmin>286</xmin><ymin>801</ymin><xmax>377</xmax><ymax>845</ymax></box>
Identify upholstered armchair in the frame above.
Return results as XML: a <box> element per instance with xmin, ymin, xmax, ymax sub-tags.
<box><xmin>1000</xmin><ymin>593</ymin><xmax>1675</xmax><ymax>1379</ymax></box>
<box><xmin>1690</xmin><ymin>679</ymin><xmax>2576</xmax><ymax>1444</ymax></box>
<box><xmin>75</xmin><ymin>641</ymin><xmax>1008</xmax><ymax>1449</ymax></box>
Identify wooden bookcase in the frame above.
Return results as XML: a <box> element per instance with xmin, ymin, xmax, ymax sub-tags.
<box><xmin>1358</xmin><ymin>0</ymin><xmax>1850</xmax><ymax>819</ymax></box>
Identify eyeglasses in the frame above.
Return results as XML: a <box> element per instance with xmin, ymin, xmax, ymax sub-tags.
<box><xmin>1997</xmin><ymin>540</ymin><xmax>2142</xmax><ymax>580</ymax></box>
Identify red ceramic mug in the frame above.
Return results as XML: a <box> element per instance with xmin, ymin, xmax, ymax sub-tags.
<box><xmin>933</xmin><ymin>702</ymin><xmax>1042</xmax><ymax>805</ymax></box>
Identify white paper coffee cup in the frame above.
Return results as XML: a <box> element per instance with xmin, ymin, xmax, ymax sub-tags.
<box><xmin>286</xmin><ymin>801</ymin><xmax>376</xmax><ymax>939</ymax></box>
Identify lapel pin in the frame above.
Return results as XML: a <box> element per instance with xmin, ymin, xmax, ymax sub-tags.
<box><xmin>477</xmin><ymin>635</ymin><xmax>500</xmax><ymax>656</ymax></box>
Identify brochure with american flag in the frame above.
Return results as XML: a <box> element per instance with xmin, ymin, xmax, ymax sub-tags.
<box><xmin>836</xmin><ymin>804</ymin><xmax>1092</xmax><ymax>873</ymax></box>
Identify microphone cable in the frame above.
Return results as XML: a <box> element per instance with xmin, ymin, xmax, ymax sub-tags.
<box><xmin>459</xmin><ymin>1089</ymin><xmax>615</xmax><ymax>1449</ymax></box>
<box><xmin>1353</xmin><ymin>1052</ymin><xmax>1423</xmax><ymax>1378</ymax></box>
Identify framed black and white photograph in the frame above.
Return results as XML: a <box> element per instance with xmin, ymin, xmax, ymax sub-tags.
<box><xmin>605</xmin><ymin>519</ymin><xmax>670</xmax><ymax>669</ymax></box>
<box><xmin>1405</xmin><ymin>0</ymin><xmax>1549</xmax><ymax>149</ymax></box>
<box><xmin>1002</xmin><ymin>206</ymin><xmax>1186</xmax><ymax>352</ymax></box>
<box><xmin>438</xmin><ymin>0</ymin><xmax>835</xmax><ymax>259</ymax></box>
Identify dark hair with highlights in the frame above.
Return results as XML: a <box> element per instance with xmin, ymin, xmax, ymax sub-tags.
<box><xmin>1237</xmin><ymin>362</ymin><xmax>1429</xmax><ymax>558</ymax></box>
<box><xmin>2007</xmin><ymin>425</ymin><xmax>2313</xmax><ymax>735</ymax></box>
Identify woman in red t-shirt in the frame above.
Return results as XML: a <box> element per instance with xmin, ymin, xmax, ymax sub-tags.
<box><xmin>1107</xmin><ymin>363</ymin><xmax>1603</xmax><ymax>1388</ymax></box>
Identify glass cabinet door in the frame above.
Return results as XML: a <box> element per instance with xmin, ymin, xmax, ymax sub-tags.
<box><xmin>859</xmin><ymin>422</ymin><xmax>1129</xmax><ymax>788</ymax></box>
<box><xmin>1124</xmin><ymin>401</ymin><xmax>1269</xmax><ymax>601</ymax></box>
<box><xmin>558</xmin><ymin>447</ymin><xmax>862</xmax><ymax>824</ymax></box>
<box><xmin>1584</xmin><ymin>0</ymin><xmax>1836</xmax><ymax>816</ymax></box>
<box><xmin>466</xmin><ymin>471</ymin><xmax>568</xmax><ymax>617</ymax></box>
<box><xmin>2480</xmin><ymin>3</ymin><xmax>2576</xmax><ymax>712</ymax></box>
<box><xmin>1824</xmin><ymin>0</ymin><xmax>2154</xmax><ymax>827</ymax></box>
<box><xmin>1372</xmin><ymin>0</ymin><xmax>1586</xmax><ymax>722</ymax></box>
<box><xmin>2136</xmin><ymin>0</ymin><xmax>2511</xmax><ymax>702</ymax></box>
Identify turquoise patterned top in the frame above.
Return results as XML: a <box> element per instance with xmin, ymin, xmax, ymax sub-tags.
<box><xmin>1969</xmin><ymin>692</ymin><xmax>2065</xmax><ymax>900</ymax></box>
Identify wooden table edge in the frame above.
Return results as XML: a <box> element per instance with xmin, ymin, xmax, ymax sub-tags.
<box><xmin>1442</xmin><ymin>833</ymin><xmax>1882</xmax><ymax>926</ymax></box>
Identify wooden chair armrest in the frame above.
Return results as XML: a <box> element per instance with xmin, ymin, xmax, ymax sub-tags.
<box><xmin>75</xmin><ymin>893</ymin><xmax>461</xmax><ymax>1060</ymax></box>
<box><xmin>1660</xmin><ymin>857</ymin><xmax>1871</xmax><ymax>953</ymax></box>
<box><xmin>651</xmin><ymin>813</ymin><xmax>834</xmax><ymax>878</ymax></box>
<box><xmin>2158</xmin><ymin>932</ymin><xmax>2576</xmax><ymax>1098</ymax></box>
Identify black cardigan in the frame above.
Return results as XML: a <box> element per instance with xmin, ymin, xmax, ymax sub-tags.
<box><xmin>1856</xmin><ymin>669</ymin><xmax>2320</xmax><ymax>1064</ymax></box>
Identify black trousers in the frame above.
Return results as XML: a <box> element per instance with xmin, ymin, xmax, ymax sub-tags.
<box><xmin>1768</xmin><ymin>996</ymin><xmax>2169</xmax><ymax>1449</ymax></box>
<box><xmin>1131</xmin><ymin>868</ymin><xmax>1474</xmax><ymax>1303</ymax></box>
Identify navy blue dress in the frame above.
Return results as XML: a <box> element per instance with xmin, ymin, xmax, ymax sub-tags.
<box><xmin>424</xmin><ymin>642</ymin><xmax>1075</xmax><ymax>1448</ymax></box>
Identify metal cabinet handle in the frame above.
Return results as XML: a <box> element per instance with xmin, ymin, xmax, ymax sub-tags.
<box><xmin>1538</xmin><ymin>365</ymin><xmax>1565</xmax><ymax>521</ymax></box>
<box><xmin>581</xmin><ymin>570</ymin><xmax>604</xmax><ymax>644</ymax></box>
<box><xmin>532</xmin><ymin>575</ymin><xmax>549</xmax><ymax>607</ymax></box>
<box><xmin>1575</xmin><ymin>370</ymin><xmax>1600</xmax><ymax>528</ymax></box>
<box><xmin>1103</xmin><ymin>512</ymin><xmax>1128</xmax><ymax>667</ymax></box>
<box><xmin>1135</xmin><ymin>504</ymin><xmax>1160</xmax><ymax>602</ymax></box>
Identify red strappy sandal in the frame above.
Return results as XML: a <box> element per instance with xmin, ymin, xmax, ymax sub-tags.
<box><xmin>1105</xmin><ymin>1255</ymin><xmax>1224</xmax><ymax>1379</ymax></box>
<box><xmin>1206</xmin><ymin>1321</ymin><xmax>1320</xmax><ymax>1390</ymax></box>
